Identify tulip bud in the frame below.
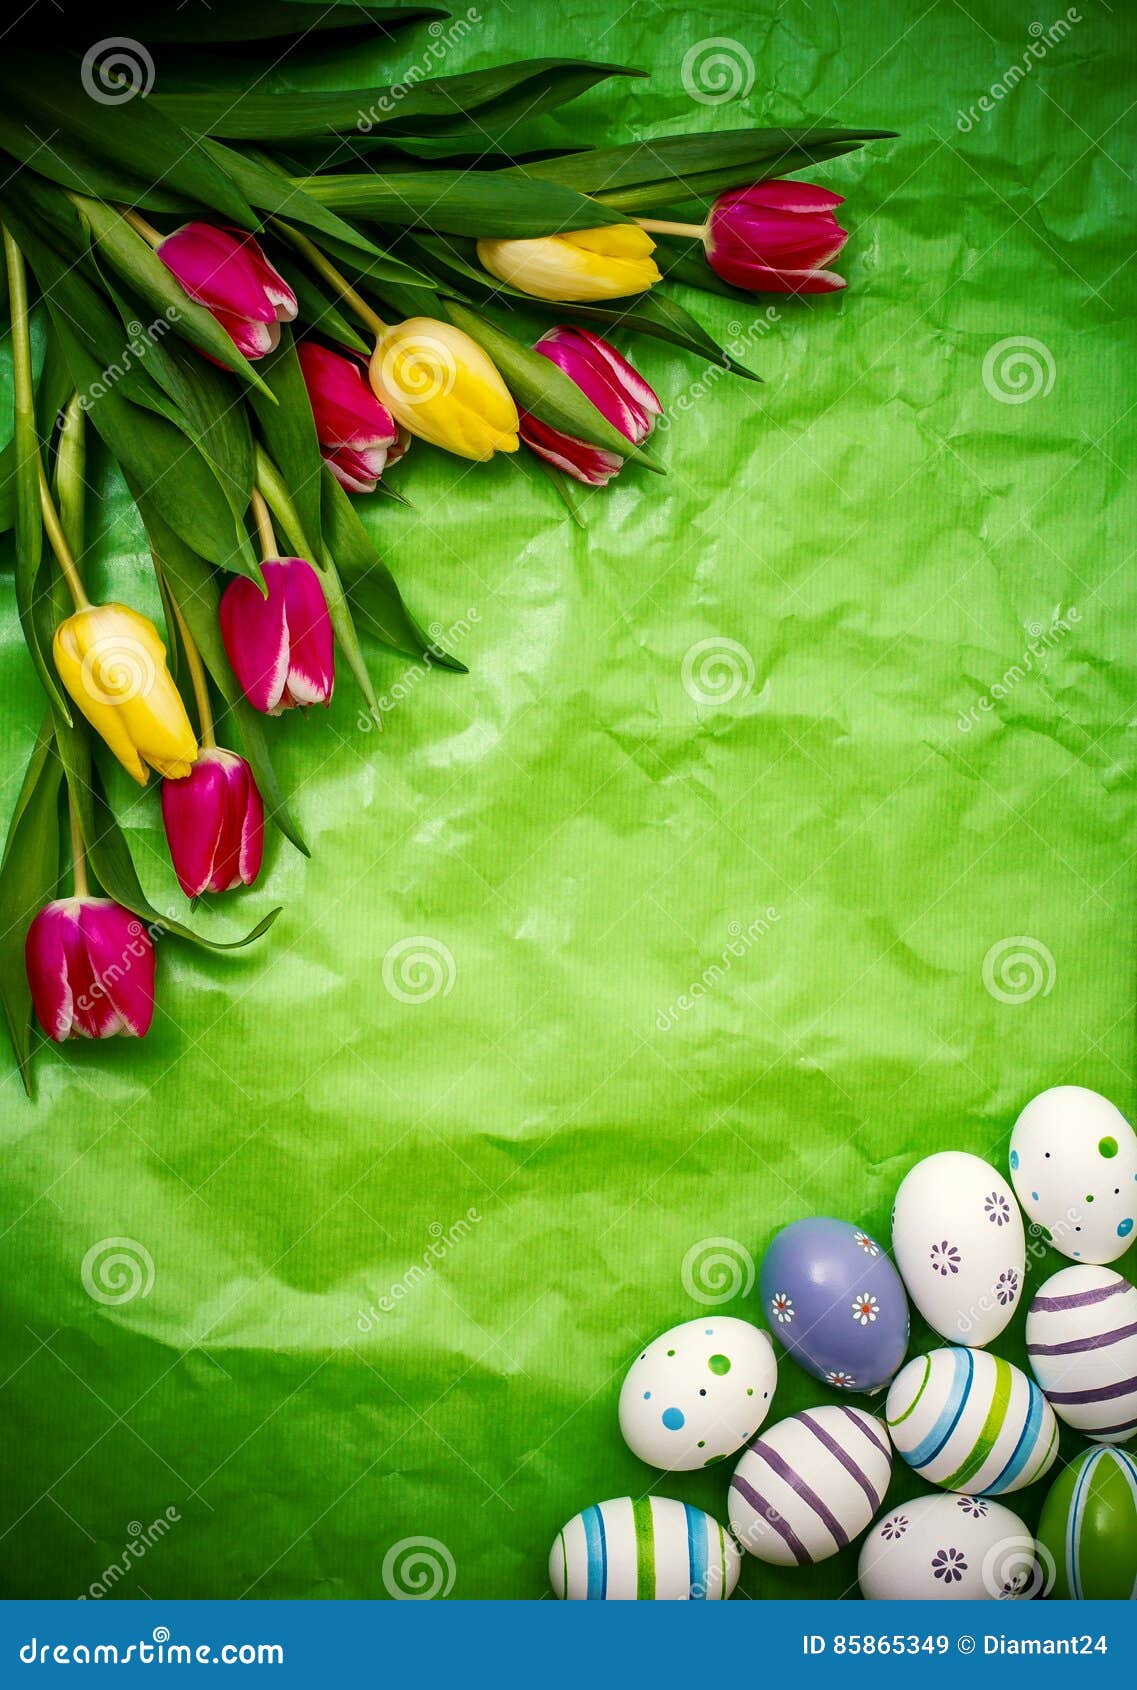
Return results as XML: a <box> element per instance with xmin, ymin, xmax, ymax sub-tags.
<box><xmin>157</xmin><ymin>223</ymin><xmax>298</xmax><ymax>359</ymax></box>
<box><xmin>369</xmin><ymin>318</ymin><xmax>519</xmax><ymax>461</ymax></box>
<box><xmin>704</xmin><ymin>181</ymin><xmax>849</xmax><ymax>294</ymax></box>
<box><xmin>519</xmin><ymin>326</ymin><xmax>662</xmax><ymax>486</ymax></box>
<box><xmin>26</xmin><ymin>898</ymin><xmax>155</xmax><ymax>1041</ymax></box>
<box><xmin>296</xmin><ymin>341</ymin><xmax>407</xmax><ymax>494</ymax></box>
<box><xmin>160</xmin><ymin>748</ymin><xmax>265</xmax><ymax>898</ymax></box>
<box><xmin>53</xmin><ymin>602</ymin><xmax>198</xmax><ymax>785</ymax></box>
<box><xmin>219</xmin><ymin>557</ymin><xmax>334</xmax><ymax>715</ymax></box>
<box><xmin>476</xmin><ymin>225</ymin><xmax>661</xmax><ymax>303</ymax></box>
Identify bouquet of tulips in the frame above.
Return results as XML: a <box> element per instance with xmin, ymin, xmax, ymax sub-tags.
<box><xmin>0</xmin><ymin>4</ymin><xmax>892</xmax><ymax>1089</ymax></box>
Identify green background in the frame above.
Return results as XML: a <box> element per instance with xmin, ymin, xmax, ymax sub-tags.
<box><xmin>2</xmin><ymin>0</ymin><xmax>1135</xmax><ymax>1601</ymax></box>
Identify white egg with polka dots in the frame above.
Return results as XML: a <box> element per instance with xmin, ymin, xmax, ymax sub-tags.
<box><xmin>618</xmin><ymin>1315</ymin><xmax>777</xmax><ymax>1471</ymax></box>
<box><xmin>1009</xmin><ymin>1086</ymin><xmax>1137</xmax><ymax>1264</ymax></box>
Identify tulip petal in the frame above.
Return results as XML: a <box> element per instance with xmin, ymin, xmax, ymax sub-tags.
<box><xmin>81</xmin><ymin>901</ymin><xmax>154</xmax><ymax>1038</ymax></box>
<box><xmin>279</xmin><ymin>558</ymin><xmax>335</xmax><ymax>710</ymax></box>
<box><xmin>220</xmin><ymin>573</ymin><xmax>291</xmax><ymax>714</ymax></box>
<box><xmin>298</xmin><ymin>342</ymin><xmax>398</xmax><ymax>449</ymax></box>
<box><xmin>26</xmin><ymin>902</ymin><xmax>78</xmax><ymax>1041</ymax></box>
<box><xmin>519</xmin><ymin>414</ymin><xmax>624</xmax><ymax>486</ymax></box>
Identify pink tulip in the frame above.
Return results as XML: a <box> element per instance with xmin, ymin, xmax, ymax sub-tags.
<box><xmin>519</xmin><ymin>326</ymin><xmax>661</xmax><ymax>486</ymax></box>
<box><xmin>219</xmin><ymin>557</ymin><xmax>334</xmax><ymax>715</ymax></box>
<box><xmin>26</xmin><ymin>898</ymin><xmax>155</xmax><ymax>1042</ymax></box>
<box><xmin>157</xmin><ymin>223</ymin><xmax>298</xmax><ymax>359</ymax></box>
<box><xmin>296</xmin><ymin>342</ymin><xmax>408</xmax><ymax>494</ymax></box>
<box><xmin>160</xmin><ymin>748</ymin><xmax>265</xmax><ymax>898</ymax></box>
<box><xmin>705</xmin><ymin>180</ymin><xmax>849</xmax><ymax>294</ymax></box>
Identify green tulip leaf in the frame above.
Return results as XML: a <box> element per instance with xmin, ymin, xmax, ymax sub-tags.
<box><xmin>291</xmin><ymin>171</ymin><xmax>627</xmax><ymax>239</ymax></box>
<box><xmin>0</xmin><ymin>721</ymin><xmax>62</xmax><ymax>1092</ymax></box>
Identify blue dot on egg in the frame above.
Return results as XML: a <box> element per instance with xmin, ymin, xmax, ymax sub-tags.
<box><xmin>643</xmin><ymin>1391</ymin><xmax>651</xmax><ymax>1400</ymax></box>
<box><xmin>661</xmin><ymin>1407</ymin><xmax>685</xmax><ymax>1431</ymax></box>
<box><xmin>1010</xmin><ymin>1150</ymin><xmax>1019</xmax><ymax>1170</ymax></box>
<box><xmin>1119</xmin><ymin>1218</ymin><xmax>1134</xmax><ymax>1239</ymax></box>
<box><xmin>1032</xmin><ymin>1192</ymin><xmax>1039</xmax><ymax>1202</ymax></box>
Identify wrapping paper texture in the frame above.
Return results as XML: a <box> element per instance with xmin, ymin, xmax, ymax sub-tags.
<box><xmin>1</xmin><ymin>0</ymin><xmax>1135</xmax><ymax>1599</ymax></box>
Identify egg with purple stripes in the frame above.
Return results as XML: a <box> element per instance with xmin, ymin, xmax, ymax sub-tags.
<box><xmin>859</xmin><ymin>1493</ymin><xmax>1039</xmax><ymax>1600</ymax></box>
<box><xmin>728</xmin><ymin>1404</ymin><xmax>893</xmax><ymax>1565</ymax></box>
<box><xmin>759</xmin><ymin>1217</ymin><xmax>909</xmax><ymax>1394</ymax></box>
<box><xmin>886</xmin><ymin>1346</ymin><xmax>1059</xmax><ymax>1495</ymax></box>
<box><xmin>618</xmin><ymin>1315</ymin><xmax>777</xmax><ymax>1470</ymax></box>
<box><xmin>549</xmin><ymin>1496</ymin><xmax>740</xmax><ymax>1600</ymax></box>
<box><xmin>1026</xmin><ymin>1265</ymin><xmax>1137</xmax><ymax>1444</ymax></box>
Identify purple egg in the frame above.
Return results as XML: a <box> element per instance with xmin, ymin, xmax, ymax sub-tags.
<box><xmin>759</xmin><ymin>1217</ymin><xmax>909</xmax><ymax>1394</ymax></box>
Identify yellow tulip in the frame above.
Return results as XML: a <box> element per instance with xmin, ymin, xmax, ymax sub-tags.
<box><xmin>475</xmin><ymin>225</ymin><xmax>662</xmax><ymax>303</ymax></box>
<box><xmin>54</xmin><ymin>602</ymin><xmax>198</xmax><ymax>785</ymax></box>
<box><xmin>370</xmin><ymin>318</ymin><xmax>518</xmax><ymax>461</ymax></box>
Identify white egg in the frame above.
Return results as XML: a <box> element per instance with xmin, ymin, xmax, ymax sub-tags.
<box><xmin>892</xmin><ymin>1151</ymin><xmax>1025</xmax><ymax>1346</ymax></box>
<box><xmin>728</xmin><ymin>1404</ymin><xmax>892</xmax><ymax>1565</ymax></box>
<box><xmin>886</xmin><ymin>1347</ymin><xmax>1058</xmax><ymax>1494</ymax></box>
<box><xmin>1009</xmin><ymin>1085</ymin><xmax>1137</xmax><ymax>1264</ymax></box>
<box><xmin>618</xmin><ymin>1315</ymin><xmax>776</xmax><ymax>1470</ymax></box>
<box><xmin>859</xmin><ymin>1493</ymin><xmax>1039</xmax><ymax>1599</ymax></box>
<box><xmin>1026</xmin><ymin>1265</ymin><xmax>1137</xmax><ymax>1443</ymax></box>
<box><xmin>549</xmin><ymin>1496</ymin><xmax>739</xmax><ymax>1600</ymax></box>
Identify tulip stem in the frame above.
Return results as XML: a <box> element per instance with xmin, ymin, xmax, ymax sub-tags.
<box><xmin>68</xmin><ymin>794</ymin><xmax>89</xmax><ymax>900</ymax></box>
<box><xmin>37</xmin><ymin>464</ymin><xmax>90</xmax><ymax>610</ymax></box>
<box><xmin>163</xmin><ymin>581</ymin><xmax>216</xmax><ymax>749</ymax></box>
<box><xmin>120</xmin><ymin>207</ymin><xmax>163</xmax><ymax>249</ymax></box>
<box><xmin>633</xmin><ymin>217</ymin><xmax>707</xmax><ymax>239</ymax></box>
<box><xmin>271</xmin><ymin>219</ymin><xmax>388</xmax><ymax>337</ymax></box>
<box><xmin>249</xmin><ymin>487</ymin><xmax>278</xmax><ymax>561</ymax></box>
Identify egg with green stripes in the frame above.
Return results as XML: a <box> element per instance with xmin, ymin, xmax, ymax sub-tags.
<box><xmin>885</xmin><ymin>1346</ymin><xmax>1059</xmax><ymax>1495</ymax></box>
<box><xmin>1036</xmin><ymin>1446</ymin><xmax>1137</xmax><ymax>1599</ymax></box>
<box><xmin>548</xmin><ymin>1497</ymin><xmax>740</xmax><ymax>1600</ymax></box>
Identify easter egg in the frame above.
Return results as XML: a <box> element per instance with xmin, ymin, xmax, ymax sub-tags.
<box><xmin>891</xmin><ymin>1151</ymin><xmax>1025</xmax><ymax>1346</ymax></box>
<box><xmin>759</xmin><ymin>1218</ymin><xmax>909</xmax><ymax>1394</ymax></box>
<box><xmin>886</xmin><ymin>1346</ymin><xmax>1058</xmax><ymax>1494</ymax></box>
<box><xmin>1026</xmin><ymin>1265</ymin><xmax>1137</xmax><ymax>1443</ymax></box>
<box><xmin>1036</xmin><ymin>1446</ymin><xmax>1137</xmax><ymax>1599</ymax></box>
<box><xmin>1009</xmin><ymin>1085</ymin><xmax>1137</xmax><ymax>1264</ymax></box>
<box><xmin>548</xmin><ymin>1496</ymin><xmax>739</xmax><ymax>1600</ymax></box>
<box><xmin>618</xmin><ymin>1315</ymin><xmax>777</xmax><ymax>1470</ymax></box>
<box><xmin>859</xmin><ymin>1493</ymin><xmax>1038</xmax><ymax>1600</ymax></box>
<box><xmin>728</xmin><ymin>1404</ymin><xmax>892</xmax><ymax>1566</ymax></box>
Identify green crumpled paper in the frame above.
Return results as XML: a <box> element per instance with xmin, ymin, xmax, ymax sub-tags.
<box><xmin>1</xmin><ymin>0</ymin><xmax>1135</xmax><ymax>1601</ymax></box>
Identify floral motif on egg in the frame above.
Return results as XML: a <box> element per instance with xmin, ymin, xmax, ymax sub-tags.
<box><xmin>930</xmin><ymin>1239</ymin><xmax>961</xmax><ymax>1277</ymax></box>
<box><xmin>851</xmin><ymin>1292</ymin><xmax>879</xmax><ymax>1326</ymax></box>
<box><xmin>881</xmin><ymin>1515</ymin><xmax>908</xmax><ymax>1541</ymax></box>
<box><xmin>957</xmin><ymin>1497</ymin><xmax>988</xmax><ymax>1518</ymax></box>
<box><xmin>826</xmin><ymin>1369</ymin><xmax>856</xmax><ymax>1389</ymax></box>
<box><xmin>995</xmin><ymin>1268</ymin><xmax>1019</xmax><ymax>1306</ymax></box>
<box><xmin>931</xmin><ymin>1547</ymin><xmax>967</xmax><ymax>1584</ymax></box>
<box><xmin>985</xmin><ymin>1192</ymin><xmax>1011</xmax><ymax>1227</ymax></box>
<box><xmin>770</xmin><ymin>1292</ymin><xmax>794</xmax><ymax>1324</ymax></box>
<box><xmin>853</xmin><ymin>1230</ymin><xmax>880</xmax><ymax>1257</ymax></box>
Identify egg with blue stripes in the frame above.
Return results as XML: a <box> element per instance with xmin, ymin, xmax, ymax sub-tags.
<box><xmin>729</xmin><ymin>1403</ymin><xmax>893</xmax><ymax>1565</ymax></box>
<box><xmin>1036</xmin><ymin>1446</ymin><xmax>1137</xmax><ymax>1599</ymax></box>
<box><xmin>1026</xmin><ymin>1265</ymin><xmax>1137</xmax><ymax>1443</ymax></box>
<box><xmin>886</xmin><ymin>1346</ymin><xmax>1058</xmax><ymax>1495</ymax></box>
<box><xmin>549</xmin><ymin>1497</ymin><xmax>740</xmax><ymax>1600</ymax></box>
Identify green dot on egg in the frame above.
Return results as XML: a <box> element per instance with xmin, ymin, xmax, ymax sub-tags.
<box><xmin>1100</xmin><ymin>1136</ymin><xmax>1119</xmax><ymax>1159</ymax></box>
<box><xmin>666</xmin><ymin>1349</ymin><xmax>676</xmax><ymax>1357</ymax></box>
<box><xmin>1086</xmin><ymin>1194</ymin><xmax>1094</xmax><ymax>1203</ymax></box>
<box><xmin>746</xmin><ymin>1388</ymin><xmax>754</xmax><ymax>1396</ymax></box>
<box><xmin>697</xmin><ymin>1440</ymin><xmax>705</xmax><ymax>1449</ymax></box>
<box><xmin>707</xmin><ymin>1354</ymin><xmax>731</xmax><ymax>1376</ymax></box>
